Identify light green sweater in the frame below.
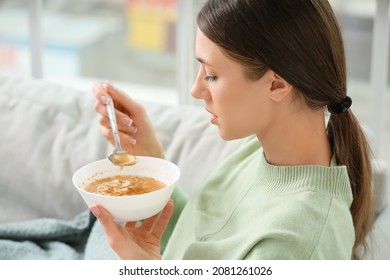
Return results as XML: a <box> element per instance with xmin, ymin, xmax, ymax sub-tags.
<box><xmin>162</xmin><ymin>136</ymin><xmax>355</xmax><ymax>260</ymax></box>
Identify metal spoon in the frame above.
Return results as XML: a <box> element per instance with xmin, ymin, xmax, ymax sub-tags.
<box><xmin>105</xmin><ymin>90</ymin><xmax>137</xmax><ymax>166</ymax></box>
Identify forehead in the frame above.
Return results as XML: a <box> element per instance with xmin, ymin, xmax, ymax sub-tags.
<box><xmin>195</xmin><ymin>28</ymin><xmax>228</xmax><ymax>66</ymax></box>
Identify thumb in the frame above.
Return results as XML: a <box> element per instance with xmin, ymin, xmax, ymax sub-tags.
<box><xmin>89</xmin><ymin>205</ymin><xmax>121</xmax><ymax>240</ymax></box>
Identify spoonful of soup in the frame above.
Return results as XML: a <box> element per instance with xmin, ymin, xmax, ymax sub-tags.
<box><xmin>104</xmin><ymin>84</ymin><xmax>137</xmax><ymax>166</ymax></box>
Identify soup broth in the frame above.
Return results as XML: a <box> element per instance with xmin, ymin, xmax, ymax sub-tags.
<box><xmin>84</xmin><ymin>175</ymin><xmax>165</xmax><ymax>196</ymax></box>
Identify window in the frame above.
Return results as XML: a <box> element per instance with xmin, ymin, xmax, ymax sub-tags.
<box><xmin>330</xmin><ymin>0</ymin><xmax>390</xmax><ymax>161</ymax></box>
<box><xmin>0</xmin><ymin>0</ymin><xmax>179</xmax><ymax>103</ymax></box>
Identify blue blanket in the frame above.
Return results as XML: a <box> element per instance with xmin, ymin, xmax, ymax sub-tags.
<box><xmin>0</xmin><ymin>210</ymin><xmax>96</xmax><ymax>259</ymax></box>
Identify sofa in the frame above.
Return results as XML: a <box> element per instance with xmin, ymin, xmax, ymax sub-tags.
<box><xmin>0</xmin><ymin>75</ymin><xmax>389</xmax><ymax>259</ymax></box>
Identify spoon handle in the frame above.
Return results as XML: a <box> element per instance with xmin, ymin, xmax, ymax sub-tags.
<box><xmin>106</xmin><ymin>97</ymin><xmax>117</xmax><ymax>134</ymax></box>
<box><xmin>102</xmin><ymin>83</ymin><xmax>117</xmax><ymax>135</ymax></box>
<box><xmin>106</xmin><ymin>96</ymin><xmax>122</xmax><ymax>150</ymax></box>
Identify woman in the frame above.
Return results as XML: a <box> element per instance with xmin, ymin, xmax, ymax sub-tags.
<box><xmin>91</xmin><ymin>0</ymin><xmax>373</xmax><ymax>259</ymax></box>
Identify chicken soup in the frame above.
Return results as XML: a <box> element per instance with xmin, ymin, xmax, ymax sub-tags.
<box><xmin>84</xmin><ymin>175</ymin><xmax>165</xmax><ymax>196</ymax></box>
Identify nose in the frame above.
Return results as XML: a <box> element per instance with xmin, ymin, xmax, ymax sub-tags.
<box><xmin>191</xmin><ymin>68</ymin><xmax>210</xmax><ymax>101</ymax></box>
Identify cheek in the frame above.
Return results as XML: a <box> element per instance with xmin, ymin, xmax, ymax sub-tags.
<box><xmin>218</xmin><ymin>97</ymin><xmax>262</xmax><ymax>139</ymax></box>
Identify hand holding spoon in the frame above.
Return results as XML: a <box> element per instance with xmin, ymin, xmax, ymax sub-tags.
<box><xmin>105</xmin><ymin>91</ymin><xmax>137</xmax><ymax>166</ymax></box>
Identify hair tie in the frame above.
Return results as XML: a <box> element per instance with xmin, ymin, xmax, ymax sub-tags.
<box><xmin>327</xmin><ymin>96</ymin><xmax>352</xmax><ymax>114</ymax></box>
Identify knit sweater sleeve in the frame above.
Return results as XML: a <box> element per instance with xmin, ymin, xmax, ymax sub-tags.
<box><xmin>160</xmin><ymin>185</ymin><xmax>188</xmax><ymax>252</ymax></box>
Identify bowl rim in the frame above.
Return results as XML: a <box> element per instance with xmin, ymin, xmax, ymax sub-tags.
<box><xmin>72</xmin><ymin>156</ymin><xmax>180</xmax><ymax>199</ymax></box>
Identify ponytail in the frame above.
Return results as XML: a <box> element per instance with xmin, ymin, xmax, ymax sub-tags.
<box><xmin>328</xmin><ymin>111</ymin><xmax>374</xmax><ymax>259</ymax></box>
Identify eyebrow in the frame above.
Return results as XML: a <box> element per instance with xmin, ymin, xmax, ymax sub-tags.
<box><xmin>196</xmin><ymin>57</ymin><xmax>210</xmax><ymax>66</ymax></box>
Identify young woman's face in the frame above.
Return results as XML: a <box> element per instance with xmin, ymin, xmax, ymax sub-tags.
<box><xmin>191</xmin><ymin>29</ymin><xmax>273</xmax><ymax>140</ymax></box>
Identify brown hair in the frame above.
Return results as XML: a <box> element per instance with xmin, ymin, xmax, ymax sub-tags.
<box><xmin>197</xmin><ymin>0</ymin><xmax>373</xmax><ymax>259</ymax></box>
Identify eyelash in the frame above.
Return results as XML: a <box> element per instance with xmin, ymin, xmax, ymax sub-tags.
<box><xmin>204</xmin><ymin>75</ymin><xmax>217</xmax><ymax>83</ymax></box>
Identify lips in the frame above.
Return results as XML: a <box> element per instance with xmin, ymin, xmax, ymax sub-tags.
<box><xmin>205</xmin><ymin>107</ymin><xmax>218</xmax><ymax>123</ymax></box>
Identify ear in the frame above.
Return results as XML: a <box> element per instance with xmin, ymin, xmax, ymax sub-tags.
<box><xmin>268</xmin><ymin>72</ymin><xmax>293</xmax><ymax>102</ymax></box>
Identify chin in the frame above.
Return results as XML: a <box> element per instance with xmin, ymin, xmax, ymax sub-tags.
<box><xmin>218</xmin><ymin>130</ymin><xmax>231</xmax><ymax>141</ymax></box>
<box><xmin>218</xmin><ymin>130</ymin><xmax>246</xmax><ymax>141</ymax></box>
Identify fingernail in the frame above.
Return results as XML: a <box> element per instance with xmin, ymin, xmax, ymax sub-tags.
<box><xmin>121</xmin><ymin>116</ymin><xmax>133</xmax><ymax>126</ymax></box>
<box><xmin>129</xmin><ymin>126</ymin><xmax>138</xmax><ymax>133</ymax></box>
<box><xmin>101</xmin><ymin>95</ymin><xmax>108</xmax><ymax>104</ymax></box>
<box><xmin>89</xmin><ymin>205</ymin><xmax>101</xmax><ymax>217</ymax></box>
<box><xmin>102</xmin><ymin>81</ymin><xmax>108</xmax><ymax>90</ymax></box>
<box><xmin>129</xmin><ymin>138</ymin><xmax>137</xmax><ymax>145</ymax></box>
<box><xmin>107</xmin><ymin>81</ymin><xmax>115</xmax><ymax>90</ymax></box>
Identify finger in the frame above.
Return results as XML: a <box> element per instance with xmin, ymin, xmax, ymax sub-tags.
<box><xmin>100</xmin><ymin>124</ymin><xmax>114</xmax><ymax>144</ymax></box>
<box><xmin>124</xmin><ymin>221</ymin><xmax>137</xmax><ymax>228</ymax></box>
<box><xmin>92</xmin><ymin>82</ymin><xmax>109</xmax><ymax>105</ymax></box>
<box><xmin>89</xmin><ymin>205</ymin><xmax>122</xmax><ymax>245</ymax></box>
<box><xmin>119</xmin><ymin>131</ymin><xmax>137</xmax><ymax>146</ymax></box>
<box><xmin>99</xmin><ymin>114</ymin><xmax>138</xmax><ymax>135</ymax></box>
<box><xmin>151</xmin><ymin>200</ymin><xmax>174</xmax><ymax>239</ymax></box>
<box><xmin>140</xmin><ymin>211</ymin><xmax>162</xmax><ymax>233</ymax></box>
<box><xmin>142</xmin><ymin>200</ymin><xmax>174</xmax><ymax>239</ymax></box>
<box><xmin>100</xmin><ymin>120</ymin><xmax>137</xmax><ymax>147</ymax></box>
<box><xmin>94</xmin><ymin>100</ymin><xmax>106</xmax><ymax>116</ymax></box>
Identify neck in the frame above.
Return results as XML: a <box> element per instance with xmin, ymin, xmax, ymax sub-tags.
<box><xmin>258</xmin><ymin>107</ymin><xmax>332</xmax><ymax>167</ymax></box>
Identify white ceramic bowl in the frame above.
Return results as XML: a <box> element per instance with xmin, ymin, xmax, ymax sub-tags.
<box><xmin>72</xmin><ymin>157</ymin><xmax>180</xmax><ymax>221</ymax></box>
